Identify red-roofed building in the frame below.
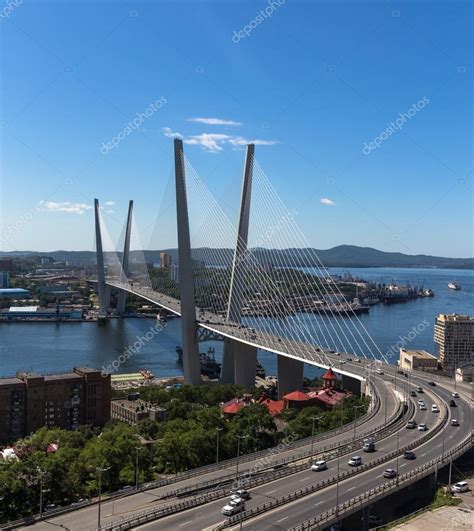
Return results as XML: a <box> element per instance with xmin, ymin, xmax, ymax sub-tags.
<box><xmin>322</xmin><ymin>367</ymin><xmax>337</xmax><ymax>389</ymax></box>
<box><xmin>283</xmin><ymin>390</ymin><xmax>310</xmax><ymax>409</ymax></box>
<box><xmin>306</xmin><ymin>388</ymin><xmax>349</xmax><ymax>410</ymax></box>
<box><xmin>258</xmin><ymin>397</ymin><xmax>284</xmax><ymax>415</ymax></box>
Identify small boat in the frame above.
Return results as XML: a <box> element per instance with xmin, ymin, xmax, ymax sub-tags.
<box><xmin>139</xmin><ymin>368</ymin><xmax>154</xmax><ymax>380</ymax></box>
<box><xmin>448</xmin><ymin>282</ymin><xmax>461</xmax><ymax>290</ymax></box>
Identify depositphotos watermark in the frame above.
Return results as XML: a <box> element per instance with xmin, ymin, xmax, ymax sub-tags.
<box><xmin>362</xmin><ymin>96</ymin><xmax>430</xmax><ymax>155</ymax></box>
<box><xmin>1</xmin><ymin>206</ymin><xmax>39</xmax><ymax>244</ymax></box>
<box><xmin>232</xmin><ymin>0</ymin><xmax>285</xmax><ymax>43</ymax></box>
<box><xmin>385</xmin><ymin>319</ymin><xmax>430</xmax><ymax>360</ymax></box>
<box><xmin>0</xmin><ymin>0</ymin><xmax>23</xmax><ymax>21</ymax></box>
<box><xmin>100</xmin><ymin>96</ymin><xmax>167</xmax><ymax>155</ymax></box>
<box><xmin>101</xmin><ymin>321</ymin><xmax>167</xmax><ymax>376</ymax></box>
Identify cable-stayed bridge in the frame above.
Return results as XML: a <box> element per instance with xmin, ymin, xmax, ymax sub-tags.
<box><xmin>94</xmin><ymin>139</ymin><xmax>389</xmax><ymax>397</ymax></box>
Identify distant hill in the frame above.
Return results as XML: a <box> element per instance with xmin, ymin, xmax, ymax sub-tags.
<box><xmin>1</xmin><ymin>245</ymin><xmax>472</xmax><ymax>269</ymax></box>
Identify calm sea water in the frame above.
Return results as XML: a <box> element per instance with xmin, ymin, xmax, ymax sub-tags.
<box><xmin>0</xmin><ymin>267</ymin><xmax>472</xmax><ymax>379</ymax></box>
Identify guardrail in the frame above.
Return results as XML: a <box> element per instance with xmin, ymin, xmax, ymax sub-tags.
<box><xmin>212</xmin><ymin>400</ymin><xmax>446</xmax><ymax>530</ymax></box>
<box><xmin>289</xmin><ymin>433</ymin><xmax>474</xmax><ymax>530</ymax></box>
<box><xmin>97</xmin><ymin>401</ymin><xmax>413</xmax><ymax>531</ymax></box>
<box><xmin>162</xmin><ymin>398</ymin><xmax>406</xmax><ymax>500</ymax></box>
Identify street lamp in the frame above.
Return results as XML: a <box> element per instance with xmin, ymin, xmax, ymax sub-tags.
<box><xmin>216</xmin><ymin>427</ymin><xmax>223</xmax><ymax>464</ymax></box>
<box><xmin>235</xmin><ymin>434</ymin><xmax>249</xmax><ymax>489</ymax></box>
<box><xmin>37</xmin><ymin>467</ymin><xmax>46</xmax><ymax>520</ymax></box>
<box><xmin>353</xmin><ymin>405</ymin><xmax>365</xmax><ymax>442</ymax></box>
<box><xmin>96</xmin><ymin>466</ymin><xmax>111</xmax><ymax>530</ymax></box>
<box><xmin>310</xmin><ymin>416</ymin><xmax>323</xmax><ymax>463</ymax></box>
<box><xmin>135</xmin><ymin>447</ymin><xmax>140</xmax><ymax>490</ymax></box>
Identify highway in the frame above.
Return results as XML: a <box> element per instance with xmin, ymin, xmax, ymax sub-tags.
<box><xmin>130</xmin><ymin>379</ymin><xmax>471</xmax><ymax>530</ymax></box>
<box><xmin>20</xmin><ymin>375</ymin><xmax>401</xmax><ymax>531</ymax></box>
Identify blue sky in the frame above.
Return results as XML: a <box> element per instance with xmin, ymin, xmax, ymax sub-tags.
<box><xmin>0</xmin><ymin>0</ymin><xmax>472</xmax><ymax>257</ymax></box>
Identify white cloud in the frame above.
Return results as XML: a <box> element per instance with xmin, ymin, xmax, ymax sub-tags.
<box><xmin>163</xmin><ymin>127</ymin><xmax>183</xmax><ymax>139</ymax></box>
<box><xmin>104</xmin><ymin>201</ymin><xmax>115</xmax><ymax>206</ymax></box>
<box><xmin>188</xmin><ymin>117</ymin><xmax>242</xmax><ymax>126</ymax></box>
<box><xmin>163</xmin><ymin>128</ymin><xmax>277</xmax><ymax>153</ymax></box>
<box><xmin>320</xmin><ymin>197</ymin><xmax>336</xmax><ymax>206</ymax></box>
<box><xmin>39</xmin><ymin>201</ymin><xmax>93</xmax><ymax>215</ymax></box>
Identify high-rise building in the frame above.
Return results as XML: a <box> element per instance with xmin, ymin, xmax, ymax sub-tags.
<box><xmin>434</xmin><ymin>314</ymin><xmax>474</xmax><ymax>371</ymax></box>
<box><xmin>0</xmin><ymin>271</ymin><xmax>9</xmax><ymax>288</ymax></box>
<box><xmin>0</xmin><ymin>367</ymin><xmax>111</xmax><ymax>444</ymax></box>
<box><xmin>160</xmin><ymin>252</ymin><xmax>172</xmax><ymax>268</ymax></box>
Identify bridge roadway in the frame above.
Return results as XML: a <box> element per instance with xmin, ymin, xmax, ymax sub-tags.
<box><xmin>134</xmin><ymin>377</ymin><xmax>472</xmax><ymax>530</ymax></box>
<box><xmin>105</xmin><ymin>281</ymin><xmax>367</xmax><ymax>381</ymax></box>
<box><xmin>21</xmin><ymin>372</ymin><xmax>399</xmax><ymax>531</ymax></box>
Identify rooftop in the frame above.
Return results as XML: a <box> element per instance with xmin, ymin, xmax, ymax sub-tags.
<box><xmin>401</xmin><ymin>348</ymin><xmax>437</xmax><ymax>359</ymax></box>
<box><xmin>436</xmin><ymin>314</ymin><xmax>474</xmax><ymax>322</ymax></box>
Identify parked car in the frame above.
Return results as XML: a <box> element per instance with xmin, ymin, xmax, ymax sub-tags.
<box><xmin>222</xmin><ymin>499</ymin><xmax>245</xmax><ymax>516</ymax></box>
<box><xmin>404</xmin><ymin>450</ymin><xmax>416</xmax><ymax>460</ymax></box>
<box><xmin>383</xmin><ymin>469</ymin><xmax>397</xmax><ymax>478</ymax></box>
<box><xmin>418</xmin><ymin>423</ymin><xmax>428</xmax><ymax>432</ymax></box>
<box><xmin>311</xmin><ymin>460</ymin><xmax>327</xmax><ymax>471</ymax></box>
<box><xmin>348</xmin><ymin>456</ymin><xmax>362</xmax><ymax>466</ymax></box>
<box><xmin>452</xmin><ymin>392</ymin><xmax>459</xmax><ymax>398</ymax></box>
<box><xmin>406</xmin><ymin>420</ymin><xmax>417</xmax><ymax>429</ymax></box>
<box><xmin>451</xmin><ymin>419</ymin><xmax>460</xmax><ymax>426</ymax></box>
<box><xmin>449</xmin><ymin>399</ymin><xmax>457</xmax><ymax>407</ymax></box>
<box><xmin>451</xmin><ymin>481</ymin><xmax>469</xmax><ymax>493</ymax></box>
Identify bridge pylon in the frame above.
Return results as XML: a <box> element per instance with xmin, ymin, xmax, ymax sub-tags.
<box><xmin>117</xmin><ymin>200</ymin><xmax>133</xmax><ymax>314</ymax></box>
<box><xmin>94</xmin><ymin>198</ymin><xmax>111</xmax><ymax>320</ymax></box>
<box><xmin>221</xmin><ymin>144</ymin><xmax>257</xmax><ymax>386</ymax></box>
<box><xmin>174</xmin><ymin>139</ymin><xmax>201</xmax><ymax>385</ymax></box>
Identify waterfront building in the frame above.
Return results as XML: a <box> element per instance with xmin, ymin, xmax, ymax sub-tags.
<box><xmin>0</xmin><ymin>272</ymin><xmax>9</xmax><ymax>288</ymax></box>
<box><xmin>0</xmin><ymin>288</ymin><xmax>31</xmax><ymax>299</ymax></box>
<box><xmin>111</xmin><ymin>397</ymin><xmax>166</xmax><ymax>426</ymax></box>
<box><xmin>399</xmin><ymin>348</ymin><xmax>438</xmax><ymax>371</ymax></box>
<box><xmin>0</xmin><ymin>367</ymin><xmax>110</xmax><ymax>444</ymax></box>
<box><xmin>160</xmin><ymin>252</ymin><xmax>172</xmax><ymax>268</ymax></box>
<box><xmin>1</xmin><ymin>306</ymin><xmax>83</xmax><ymax>321</ymax></box>
<box><xmin>434</xmin><ymin>314</ymin><xmax>474</xmax><ymax>371</ymax></box>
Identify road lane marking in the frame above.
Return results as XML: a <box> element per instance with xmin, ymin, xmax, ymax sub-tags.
<box><xmin>277</xmin><ymin>516</ymin><xmax>289</xmax><ymax>523</ymax></box>
<box><xmin>179</xmin><ymin>520</ymin><xmax>193</xmax><ymax>527</ymax></box>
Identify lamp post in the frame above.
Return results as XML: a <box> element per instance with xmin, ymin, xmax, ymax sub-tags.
<box><xmin>37</xmin><ymin>467</ymin><xmax>46</xmax><ymax>520</ymax></box>
<box><xmin>335</xmin><ymin>454</ymin><xmax>340</xmax><ymax>517</ymax></box>
<box><xmin>310</xmin><ymin>416</ymin><xmax>322</xmax><ymax>464</ymax></box>
<box><xmin>216</xmin><ymin>427</ymin><xmax>223</xmax><ymax>465</ymax></box>
<box><xmin>396</xmin><ymin>432</ymin><xmax>400</xmax><ymax>485</ymax></box>
<box><xmin>135</xmin><ymin>447</ymin><xmax>140</xmax><ymax>490</ymax></box>
<box><xmin>96</xmin><ymin>466</ymin><xmax>111</xmax><ymax>530</ymax></box>
<box><xmin>235</xmin><ymin>434</ymin><xmax>249</xmax><ymax>490</ymax></box>
<box><xmin>353</xmin><ymin>405</ymin><xmax>364</xmax><ymax>442</ymax></box>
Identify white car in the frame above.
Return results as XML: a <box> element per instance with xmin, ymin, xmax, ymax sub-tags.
<box><xmin>431</xmin><ymin>404</ymin><xmax>439</xmax><ymax>413</ymax></box>
<box><xmin>418</xmin><ymin>423</ymin><xmax>428</xmax><ymax>432</ymax></box>
<box><xmin>417</xmin><ymin>399</ymin><xmax>425</xmax><ymax>405</ymax></box>
<box><xmin>451</xmin><ymin>481</ymin><xmax>469</xmax><ymax>493</ymax></box>
<box><xmin>452</xmin><ymin>392</ymin><xmax>460</xmax><ymax>398</ymax></box>
<box><xmin>451</xmin><ymin>419</ymin><xmax>460</xmax><ymax>426</ymax></box>
<box><xmin>311</xmin><ymin>460</ymin><xmax>327</xmax><ymax>471</ymax></box>
<box><xmin>348</xmin><ymin>456</ymin><xmax>362</xmax><ymax>466</ymax></box>
<box><xmin>376</xmin><ymin>368</ymin><xmax>384</xmax><ymax>374</ymax></box>
<box><xmin>222</xmin><ymin>498</ymin><xmax>245</xmax><ymax>516</ymax></box>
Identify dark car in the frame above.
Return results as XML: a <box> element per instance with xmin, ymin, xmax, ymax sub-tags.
<box><xmin>449</xmin><ymin>399</ymin><xmax>457</xmax><ymax>407</ymax></box>
<box><xmin>410</xmin><ymin>391</ymin><xmax>417</xmax><ymax>397</ymax></box>
<box><xmin>404</xmin><ymin>450</ymin><xmax>416</xmax><ymax>460</ymax></box>
<box><xmin>428</xmin><ymin>381</ymin><xmax>436</xmax><ymax>386</ymax></box>
<box><xmin>406</xmin><ymin>420</ymin><xmax>417</xmax><ymax>429</ymax></box>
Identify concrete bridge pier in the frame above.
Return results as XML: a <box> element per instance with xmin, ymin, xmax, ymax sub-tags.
<box><xmin>277</xmin><ymin>355</ymin><xmax>304</xmax><ymax>399</ymax></box>
<box><xmin>234</xmin><ymin>344</ymin><xmax>257</xmax><ymax>388</ymax></box>
<box><xmin>221</xmin><ymin>340</ymin><xmax>236</xmax><ymax>384</ymax></box>
<box><xmin>342</xmin><ymin>374</ymin><xmax>363</xmax><ymax>397</ymax></box>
